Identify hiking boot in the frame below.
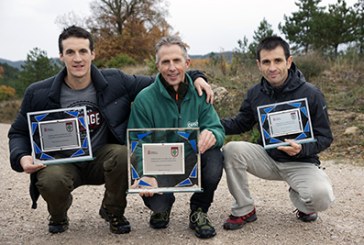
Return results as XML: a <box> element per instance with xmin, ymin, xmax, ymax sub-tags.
<box><xmin>48</xmin><ymin>217</ymin><xmax>69</xmax><ymax>234</ymax></box>
<box><xmin>99</xmin><ymin>207</ymin><xmax>131</xmax><ymax>234</ymax></box>
<box><xmin>149</xmin><ymin>208</ymin><xmax>171</xmax><ymax>229</ymax></box>
<box><xmin>189</xmin><ymin>208</ymin><xmax>216</xmax><ymax>239</ymax></box>
<box><xmin>223</xmin><ymin>208</ymin><xmax>257</xmax><ymax>230</ymax></box>
<box><xmin>295</xmin><ymin>209</ymin><xmax>318</xmax><ymax>222</ymax></box>
<box><xmin>48</xmin><ymin>195</ymin><xmax>72</xmax><ymax>234</ymax></box>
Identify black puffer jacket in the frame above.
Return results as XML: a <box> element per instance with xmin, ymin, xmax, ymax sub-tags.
<box><xmin>222</xmin><ymin>63</ymin><xmax>333</xmax><ymax>165</ymax></box>
<box><xmin>8</xmin><ymin>65</ymin><xmax>205</xmax><ymax>208</ymax></box>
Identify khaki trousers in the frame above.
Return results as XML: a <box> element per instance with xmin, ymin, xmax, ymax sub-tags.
<box><xmin>223</xmin><ymin>141</ymin><xmax>335</xmax><ymax>216</ymax></box>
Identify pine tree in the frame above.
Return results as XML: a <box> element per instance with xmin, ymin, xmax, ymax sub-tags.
<box><xmin>17</xmin><ymin>48</ymin><xmax>61</xmax><ymax>95</ymax></box>
<box><xmin>279</xmin><ymin>0</ymin><xmax>324</xmax><ymax>53</ymax></box>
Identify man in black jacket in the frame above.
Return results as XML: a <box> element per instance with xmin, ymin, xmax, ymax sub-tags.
<box><xmin>221</xmin><ymin>36</ymin><xmax>335</xmax><ymax>230</ymax></box>
<box><xmin>8</xmin><ymin>25</ymin><xmax>212</xmax><ymax>234</ymax></box>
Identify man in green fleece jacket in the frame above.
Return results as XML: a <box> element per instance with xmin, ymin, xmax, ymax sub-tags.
<box><xmin>127</xmin><ymin>35</ymin><xmax>224</xmax><ymax>239</ymax></box>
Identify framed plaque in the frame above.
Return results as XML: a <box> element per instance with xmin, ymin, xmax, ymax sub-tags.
<box><xmin>27</xmin><ymin>106</ymin><xmax>93</xmax><ymax>165</ymax></box>
<box><xmin>127</xmin><ymin>128</ymin><xmax>201</xmax><ymax>193</ymax></box>
<box><xmin>257</xmin><ymin>98</ymin><xmax>316</xmax><ymax>149</ymax></box>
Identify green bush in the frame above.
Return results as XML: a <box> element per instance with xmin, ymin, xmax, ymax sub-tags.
<box><xmin>294</xmin><ymin>52</ymin><xmax>328</xmax><ymax>82</ymax></box>
<box><xmin>145</xmin><ymin>55</ymin><xmax>158</xmax><ymax>75</ymax></box>
<box><xmin>104</xmin><ymin>54</ymin><xmax>137</xmax><ymax>68</ymax></box>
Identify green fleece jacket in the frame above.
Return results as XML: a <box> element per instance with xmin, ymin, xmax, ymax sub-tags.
<box><xmin>128</xmin><ymin>73</ymin><xmax>225</xmax><ymax>148</ymax></box>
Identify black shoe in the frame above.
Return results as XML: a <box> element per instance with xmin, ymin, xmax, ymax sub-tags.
<box><xmin>189</xmin><ymin>208</ymin><xmax>216</xmax><ymax>239</ymax></box>
<box><xmin>149</xmin><ymin>208</ymin><xmax>171</xmax><ymax>229</ymax></box>
<box><xmin>48</xmin><ymin>195</ymin><xmax>72</xmax><ymax>234</ymax></box>
<box><xmin>99</xmin><ymin>207</ymin><xmax>131</xmax><ymax>234</ymax></box>
<box><xmin>295</xmin><ymin>209</ymin><xmax>318</xmax><ymax>222</ymax></box>
<box><xmin>48</xmin><ymin>217</ymin><xmax>69</xmax><ymax>234</ymax></box>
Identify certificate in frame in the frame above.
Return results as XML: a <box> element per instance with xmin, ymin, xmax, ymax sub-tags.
<box><xmin>127</xmin><ymin>128</ymin><xmax>201</xmax><ymax>193</ymax></box>
<box><xmin>27</xmin><ymin>106</ymin><xmax>93</xmax><ymax>165</ymax></box>
<box><xmin>257</xmin><ymin>98</ymin><xmax>316</xmax><ymax>149</ymax></box>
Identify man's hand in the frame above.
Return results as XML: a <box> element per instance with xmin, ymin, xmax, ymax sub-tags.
<box><xmin>277</xmin><ymin>139</ymin><xmax>302</xmax><ymax>156</ymax></box>
<box><xmin>20</xmin><ymin>155</ymin><xmax>46</xmax><ymax>174</ymax></box>
<box><xmin>193</xmin><ymin>77</ymin><xmax>214</xmax><ymax>104</ymax></box>
<box><xmin>198</xmin><ymin>129</ymin><xmax>216</xmax><ymax>154</ymax></box>
<box><xmin>132</xmin><ymin>176</ymin><xmax>159</xmax><ymax>197</ymax></box>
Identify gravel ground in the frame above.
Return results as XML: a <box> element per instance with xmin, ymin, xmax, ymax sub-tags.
<box><xmin>1</xmin><ymin>123</ymin><xmax>363</xmax><ymax>245</ymax></box>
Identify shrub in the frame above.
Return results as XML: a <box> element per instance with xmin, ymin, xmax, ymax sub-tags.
<box><xmin>0</xmin><ymin>85</ymin><xmax>16</xmax><ymax>101</ymax></box>
<box><xmin>294</xmin><ymin>52</ymin><xmax>328</xmax><ymax>82</ymax></box>
<box><xmin>104</xmin><ymin>54</ymin><xmax>137</xmax><ymax>68</ymax></box>
<box><xmin>145</xmin><ymin>55</ymin><xmax>158</xmax><ymax>75</ymax></box>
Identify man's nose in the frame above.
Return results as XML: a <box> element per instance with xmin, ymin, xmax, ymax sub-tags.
<box><xmin>73</xmin><ymin>52</ymin><xmax>82</xmax><ymax>61</ymax></box>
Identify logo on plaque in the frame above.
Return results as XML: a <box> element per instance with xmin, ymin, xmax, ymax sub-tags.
<box><xmin>171</xmin><ymin>146</ymin><xmax>179</xmax><ymax>157</ymax></box>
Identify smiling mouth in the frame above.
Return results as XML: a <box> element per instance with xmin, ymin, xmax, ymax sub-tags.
<box><xmin>269</xmin><ymin>73</ymin><xmax>279</xmax><ymax>78</ymax></box>
<box><xmin>168</xmin><ymin>74</ymin><xmax>179</xmax><ymax>80</ymax></box>
<box><xmin>73</xmin><ymin>65</ymin><xmax>84</xmax><ymax>69</ymax></box>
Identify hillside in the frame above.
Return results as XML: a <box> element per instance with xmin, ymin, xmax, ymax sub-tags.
<box><xmin>1</xmin><ymin>61</ymin><xmax>363</xmax><ymax>165</ymax></box>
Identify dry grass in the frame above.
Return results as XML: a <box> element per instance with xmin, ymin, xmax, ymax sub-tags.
<box><xmin>2</xmin><ymin>58</ymin><xmax>363</xmax><ymax>165</ymax></box>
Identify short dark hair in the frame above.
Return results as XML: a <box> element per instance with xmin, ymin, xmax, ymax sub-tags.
<box><xmin>58</xmin><ymin>25</ymin><xmax>94</xmax><ymax>54</ymax></box>
<box><xmin>256</xmin><ymin>36</ymin><xmax>290</xmax><ymax>61</ymax></box>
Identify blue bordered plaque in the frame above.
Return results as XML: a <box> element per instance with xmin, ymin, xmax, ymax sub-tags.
<box><xmin>27</xmin><ymin>106</ymin><xmax>93</xmax><ymax>165</ymax></box>
<box><xmin>257</xmin><ymin>98</ymin><xmax>316</xmax><ymax>149</ymax></box>
<box><xmin>127</xmin><ymin>128</ymin><xmax>201</xmax><ymax>193</ymax></box>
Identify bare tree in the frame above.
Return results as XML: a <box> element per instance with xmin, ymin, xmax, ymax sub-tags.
<box><xmin>89</xmin><ymin>0</ymin><xmax>168</xmax><ymax>36</ymax></box>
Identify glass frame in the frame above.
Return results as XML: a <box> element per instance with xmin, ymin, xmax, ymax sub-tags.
<box><xmin>257</xmin><ymin>98</ymin><xmax>316</xmax><ymax>149</ymax></box>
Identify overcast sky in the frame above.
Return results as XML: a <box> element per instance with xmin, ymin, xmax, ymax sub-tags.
<box><xmin>0</xmin><ymin>0</ymin><xmax>357</xmax><ymax>61</ymax></box>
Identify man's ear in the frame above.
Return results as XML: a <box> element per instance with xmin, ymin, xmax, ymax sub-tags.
<box><xmin>287</xmin><ymin>56</ymin><xmax>293</xmax><ymax>69</ymax></box>
<box><xmin>186</xmin><ymin>58</ymin><xmax>191</xmax><ymax>68</ymax></box>
<box><xmin>91</xmin><ymin>50</ymin><xmax>96</xmax><ymax>61</ymax></box>
<box><xmin>256</xmin><ymin>59</ymin><xmax>262</xmax><ymax>71</ymax></box>
<box><xmin>59</xmin><ymin>53</ymin><xmax>64</xmax><ymax>62</ymax></box>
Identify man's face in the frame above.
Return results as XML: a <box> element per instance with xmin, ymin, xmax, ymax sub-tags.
<box><xmin>156</xmin><ymin>44</ymin><xmax>190</xmax><ymax>90</ymax></box>
<box><xmin>256</xmin><ymin>46</ymin><xmax>292</xmax><ymax>87</ymax></box>
<box><xmin>59</xmin><ymin>37</ymin><xmax>95</xmax><ymax>81</ymax></box>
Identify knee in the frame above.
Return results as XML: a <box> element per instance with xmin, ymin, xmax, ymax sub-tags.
<box><xmin>222</xmin><ymin>141</ymin><xmax>250</xmax><ymax>168</ymax></box>
<box><xmin>303</xmin><ymin>184</ymin><xmax>335</xmax><ymax>211</ymax></box>
<box><xmin>201</xmin><ymin>149</ymin><xmax>223</xmax><ymax>181</ymax></box>
<box><xmin>36</xmin><ymin>168</ymin><xmax>72</xmax><ymax>194</ymax></box>
<box><xmin>222</xmin><ymin>141</ymin><xmax>251</xmax><ymax>157</ymax></box>
<box><xmin>222</xmin><ymin>141</ymin><xmax>241</xmax><ymax>156</ymax></box>
<box><xmin>103</xmin><ymin>145</ymin><xmax>128</xmax><ymax>172</ymax></box>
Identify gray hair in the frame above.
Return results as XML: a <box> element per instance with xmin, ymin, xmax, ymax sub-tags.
<box><xmin>155</xmin><ymin>35</ymin><xmax>189</xmax><ymax>63</ymax></box>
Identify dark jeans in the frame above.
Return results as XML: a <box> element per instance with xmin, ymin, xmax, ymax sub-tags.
<box><xmin>143</xmin><ymin>148</ymin><xmax>223</xmax><ymax>213</ymax></box>
<box><xmin>36</xmin><ymin>144</ymin><xmax>128</xmax><ymax>222</ymax></box>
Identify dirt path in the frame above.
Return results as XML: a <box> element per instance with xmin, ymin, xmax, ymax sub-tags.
<box><xmin>1</xmin><ymin>123</ymin><xmax>363</xmax><ymax>245</ymax></box>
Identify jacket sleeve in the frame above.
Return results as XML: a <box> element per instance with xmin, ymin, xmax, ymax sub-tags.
<box><xmin>127</xmin><ymin>98</ymin><xmax>154</xmax><ymax>176</ymax></box>
<box><xmin>187</xmin><ymin>70</ymin><xmax>208</xmax><ymax>83</ymax></box>
<box><xmin>121</xmin><ymin>70</ymin><xmax>207</xmax><ymax>101</ymax></box>
<box><xmin>199</xmin><ymin>96</ymin><xmax>225</xmax><ymax>148</ymax></box>
<box><xmin>8</xmin><ymin>88</ymin><xmax>34</xmax><ymax>172</ymax></box>
<box><xmin>221</xmin><ymin>88</ymin><xmax>257</xmax><ymax>135</ymax></box>
<box><xmin>296</xmin><ymin>89</ymin><xmax>333</xmax><ymax>158</ymax></box>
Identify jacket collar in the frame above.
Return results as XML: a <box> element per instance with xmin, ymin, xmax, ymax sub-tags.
<box><xmin>155</xmin><ymin>73</ymin><xmax>194</xmax><ymax>100</ymax></box>
<box><xmin>260</xmin><ymin>62</ymin><xmax>306</xmax><ymax>97</ymax></box>
<box><xmin>48</xmin><ymin>64</ymin><xmax>107</xmax><ymax>104</ymax></box>
<box><xmin>159</xmin><ymin>74</ymin><xmax>189</xmax><ymax>101</ymax></box>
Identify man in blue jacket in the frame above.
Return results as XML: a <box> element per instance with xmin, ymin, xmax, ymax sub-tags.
<box><xmin>127</xmin><ymin>35</ymin><xmax>225</xmax><ymax>239</ymax></box>
<box><xmin>222</xmin><ymin>36</ymin><xmax>335</xmax><ymax>230</ymax></box>
<box><xmin>8</xmin><ymin>25</ymin><xmax>212</xmax><ymax>235</ymax></box>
